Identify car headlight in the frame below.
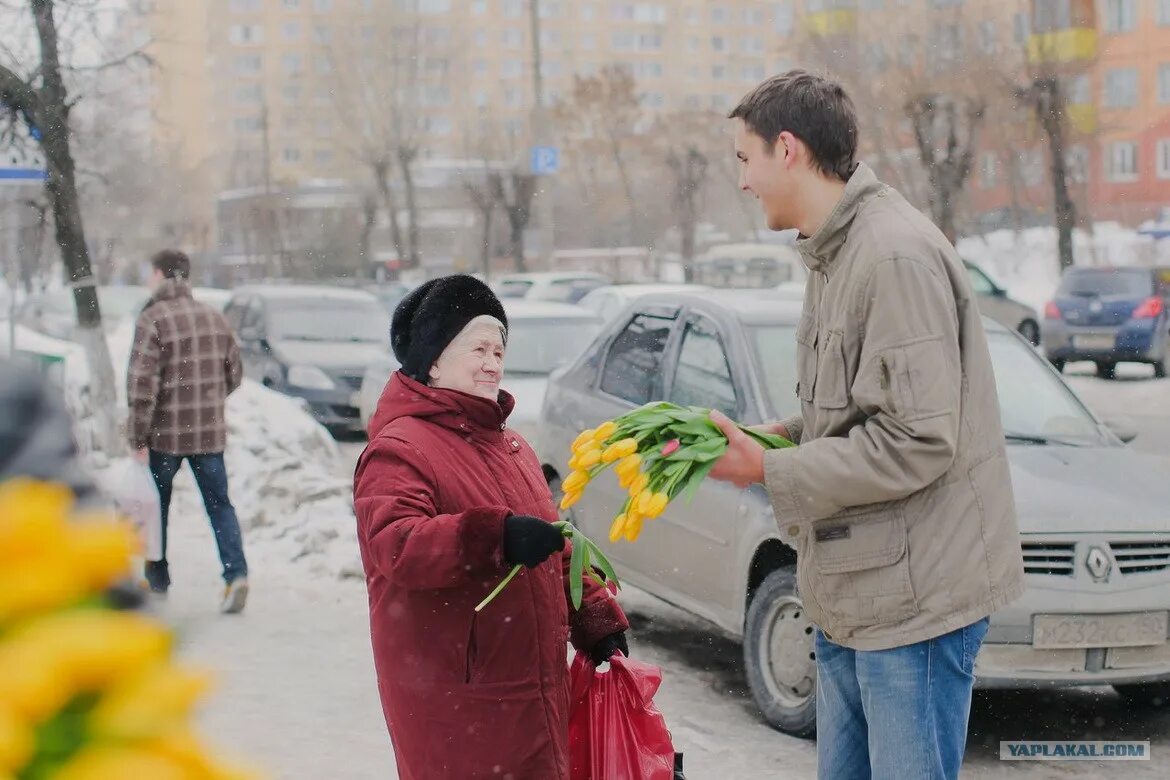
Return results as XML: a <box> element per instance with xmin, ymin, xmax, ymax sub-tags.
<box><xmin>286</xmin><ymin>364</ymin><xmax>335</xmax><ymax>390</ymax></box>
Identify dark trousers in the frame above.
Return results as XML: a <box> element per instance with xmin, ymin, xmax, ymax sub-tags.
<box><xmin>144</xmin><ymin>450</ymin><xmax>248</xmax><ymax>591</ymax></box>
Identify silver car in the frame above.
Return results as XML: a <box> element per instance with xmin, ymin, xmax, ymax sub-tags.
<box><xmin>964</xmin><ymin>259</ymin><xmax>1042</xmax><ymax>346</ymax></box>
<box><xmin>537</xmin><ymin>289</ymin><xmax>1170</xmax><ymax>737</ymax></box>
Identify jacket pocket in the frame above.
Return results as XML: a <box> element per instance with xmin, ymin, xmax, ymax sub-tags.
<box><xmin>814</xmin><ymin>330</ymin><xmax>849</xmax><ymax>410</ymax></box>
<box><xmin>880</xmin><ymin>337</ymin><xmax>956</xmax><ymax>420</ymax></box>
<box><xmin>795</xmin><ymin>314</ymin><xmax>817</xmax><ymax>403</ymax></box>
<box><xmin>811</xmin><ymin>507</ymin><xmax>918</xmax><ymax>628</ymax></box>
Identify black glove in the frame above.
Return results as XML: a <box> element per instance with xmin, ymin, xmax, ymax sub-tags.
<box><xmin>503</xmin><ymin>515</ymin><xmax>566</xmax><ymax>568</ymax></box>
<box><xmin>588</xmin><ymin>632</ymin><xmax>629</xmax><ymax>666</ymax></box>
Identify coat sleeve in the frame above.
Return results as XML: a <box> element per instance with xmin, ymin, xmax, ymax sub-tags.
<box><xmin>564</xmin><ymin>541</ymin><xmax>630</xmax><ymax>651</ymax></box>
<box><xmin>353</xmin><ymin>435</ymin><xmax>510</xmax><ymax>590</ymax></box>
<box><xmin>126</xmin><ymin>313</ymin><xmax>161</xmax><ymax>451</ymax></box>
<box><xmin>763</xmin><ymin>255</ymin><xmax>962</xmax><ymax>522</ymax></box>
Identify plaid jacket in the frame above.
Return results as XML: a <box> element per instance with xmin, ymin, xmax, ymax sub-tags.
<box><xmin>127</xmin><ymin>279</ymin><xmax>242</xmax><ymax>455</ymax></box>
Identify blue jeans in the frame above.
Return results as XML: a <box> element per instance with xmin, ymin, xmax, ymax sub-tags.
<box><xmin>815</xmin><ymin>618</ymin><xmax>990</xmax><ymax>780</ymax></box>
<box><xmin>145</xmin><ymin>451</ymin><xmax>248</xmax><ymax>591</ymax></box>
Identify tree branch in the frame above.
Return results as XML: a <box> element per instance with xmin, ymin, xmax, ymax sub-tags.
<box><xmin>0</xmin><ymin>62</ymin><xmax>38</xmax><ymax>117</ymax></box>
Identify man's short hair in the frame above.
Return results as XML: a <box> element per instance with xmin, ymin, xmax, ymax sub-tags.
<box><xmin>729</xmin><ymin>70</ymin><xmax>858</xmax><ymax>182</ymax></box>
<box><xmin>151</xmin><ymin>249</ymin><xmax>191</xmax><ymax>280</ymax></box>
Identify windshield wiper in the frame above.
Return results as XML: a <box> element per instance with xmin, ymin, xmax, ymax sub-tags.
<box><xmin>1004</xmin><ymin>431</ymin><xmax>1087</xmax><ymax>447</ymax></box>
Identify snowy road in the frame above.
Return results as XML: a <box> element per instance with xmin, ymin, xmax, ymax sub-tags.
<box><xmin>168</xmin><ymin>374</ymin><xmax>1170</xmax><ymax>779</ymax></box>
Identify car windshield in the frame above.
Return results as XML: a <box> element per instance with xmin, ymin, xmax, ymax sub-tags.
<box><xmin>987</xmin><ymin>331</ymin><xmax>1106</xmax><ymax>445</ymax></box>
<box><xmin>267</xmin><ymin>300</ymin><xmax>387</xmax><ymax>343</ymax></box>
<box><xmin>494</xmin><ymin>281</ymin><xmax>532</xmax><ymax>299</ymax></box>
<box><xmin>506</xmin><ymin>318</ymin><xmax>601</xmax><ymax>375</ymax></box>
<box><xmin>1058</xmin><ymin>268</ymin><xmax>1152</xmax><ymax>298</ymax></box>
<box><xmin>749</xmin><ymin>325</ymin><xmax>800</xmax><ymax>421</ymax></box>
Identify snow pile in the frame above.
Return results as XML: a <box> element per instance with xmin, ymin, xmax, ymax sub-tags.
<box><xmin>956</xmin><ymin>222</ymin><xmax>1161</xmax><ymax>314</ymax></box>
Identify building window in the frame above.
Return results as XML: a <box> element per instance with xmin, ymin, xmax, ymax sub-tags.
<box><xmin>235</xmin><ymin>84</ymin><xmax>262</xmax><ymax>103</ymax></box>
<box><xmin>712</xmin><ymin>6</ymin><xmax>727</xmax><ymax>23</ymax></box>
<box><xmin>233</xmin><ymin>116</ymin><xmax>261</xmax><ymax>133</ymax></box>
<box><xmin>541</xmin><ymin>30</ymin><xmax>561</xmax><ymax>49</ymax></box>
<box><xmin>283</xmin><ymin>147</ymin><xmax>300</xmax><ymax>163</ymax></box>
<box><xmin>282</xmin><ymin>84</ymin><xmax>301</xmax><ymax>103</ymax></box>
<box><xmin>1106</xmin><ymin>141</ymin><xmax>1138</xmax><ymax>182</ymax></box>
<box><xmin>1159</xmin><ymin>64</ymin><xmax>1170</xmax><ymax>104</ymax></box>
<box><xmin>504</xmin><ymin>87</ymin><xmax>522</xmax><ymax>107</ymax></box>
<box><xmin>283</xmin><ymin>54</ymin><xmax>303</xmax><ymax>75</ymax></box>
<box><xmin>1103</xmin><ymin>0</ymin><xmax>1136</xmax><ymax>34</ymax></box>
<box><xmin>581</xmin><ymin>3</ymin><xmax>595</xmax><ymax>21</ymax></box>
<box><xmin>1066</xmin><ymin>145</ymin><xmax>1089</xmax><ymax>183</ymax></box>
<box><xmin>773</xmin><ymin>1</ymin><xmax>793</xmax><ymax>35</ymax></box>
<box><xmin>473</xmin><ymin>59</ymin><xmax>488</xmax><ymax>75</ymax></box>
<box><xmin>472</xmin><ymin>0</ymin><xmax>487</xmax><ymax>13</ymax></box>
<box><xmin>742</xmin><ymin>37</ymin><xmax>763</xmax><ymax>55</ymax></box>
<box><xmin>312</xmin><ymin>0</ymin><xmax>332</xmax><ymax>12</ymax></box>
<box><xmin>502</xmin><ymin>29</ymin><xmax>523</xmax><ymax>49</ymax></box>
<box><xmin>978</xmin><ymin>21</ymin><xmax>996</xmax><ymax>53</ymax></box>
<box><xmin>980</xmin><ymin>152</ymin><xmax>998</xmax><ymax>189</ymax></box>
<box><xmin>313</xmin><ymin>25</ymin><xmax>331</xmax><ymax>44</ymax></box>
<box><xmin>1033</xmin><ymin>0</ymin><xmax>1071</xmax><ymax>33</ymax></box>
<box><xmin>503</xmin><ymin>0</ymin><xmax>523</xmax><ymax>17</ymax></box>
<box><xmin>712</xmin><ymin>65</ymin><xmax>726</xmax><ymax>80</ymax></box>
<box><xmin>861</xmin><ymin>0</ymin><xmax>883</xmax><ymax>8</ymax></box>
<box><xmin>502</xmin><ymin>60</ymin><xmax>522</xmax><ymax>78</ymax></box>
<box><xmin>282</xmin><ymin>0</ymin><xmax>300</xmax><ymax>8</ymax></box>
<box><xmin>742</xmin><ymin>64</ymin><xmax>766</xmax><ymax>81</ymax></box>
<box><xmin>1158</xmin><ymin>140</ymin><xmax>1170</xmax><ymax>179</ymax></box>
<box><xmin>541</xmin><ymin>60</ymin><xmax>562</xmax><ymax>77</ymax></box>
<box><xmin>283</xmin><ymin>22</ymin><xmax>301</xmax><ymax>41</ymax></box>
<box><xmin>1160</xmin><ymin>0</ymin><xmax>1170</xmax><ymax>26</ymax></box>
<box><xmin>234</xmin><ymin>54</ymin><xmax>263</xmax><ymax>74</ymax></box>
<box><xmin>474</xmin><ymin>90</ymin><xmax>489</xmax><ymax>107</ymax></box>
<box><xmin>711</xmin><ymin>36</ymin><xmax>725</xmax><ymax>52</ymax></box>
<box><xmin>1067</xmin><ymin>74</ymin><xmax>1090</xmax><ymax>105</ymax></box>
<box><xmin>1103</xmin><ymin>68</ymin><xmax>1138</xmax><ymax>108</ymax></box>
<box><xmin>228</xmin><ymin>25</ymin><xmax>264</xmax><ymax>45</ymax></box>
<box><xmin>581</xmin><ymin>34</ymin><xmax>596</xmax><ymax>50</ymax></box>
<box><xmin>419</xmin><ymin>0</ymin><xmax>453</xmax><ymax>12</ymax></box>
<box><xmin>1019</xmin><ymin>149</ymin><xmax>1044</xmax><ymax>186</ymax></box>
<box><xmin>315</xmin><ymin>149</ymin><xmax>334</xmax><ymax>165</ymax></box>
<box><xmin>230</xmin><ymin>0</ymin><xmax>261</xmax><ymax>12</ymax></box>
<box><xmin>1013</xmin><ymin>12</ymin><xmax>1029</xmax><ymax>43</ymax></box>
<box><xmin>474</xmin><ymin>30</ymin><xmax>487</xmax><ymax>46</ymax></box>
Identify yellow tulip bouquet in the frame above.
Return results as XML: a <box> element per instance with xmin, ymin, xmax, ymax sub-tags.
<box><xmin>0</xmin><ymin>479</ymin><xmax>259</xmax><ymax>780</ymax></box>
<box><xmin>560</xmin><ymin>402</ymin><xmax>795</xmax><ymax>543</ymax></box>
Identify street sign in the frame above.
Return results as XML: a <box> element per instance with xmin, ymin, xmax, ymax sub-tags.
<box><xmin>530</xmin><ymin>145</ymin><xmax>559</xmax><ymax>176</ymax></box>
<box><xmin>1</xmin><ymin>112</ymin><xmax>47</xmax><ymax>185</ymax></box>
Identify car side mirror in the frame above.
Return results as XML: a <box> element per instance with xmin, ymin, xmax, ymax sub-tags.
<box><xmin>1104</xmin><ymin>417</ymin><xmax>1139</xmax><ymax>444</ymax></box>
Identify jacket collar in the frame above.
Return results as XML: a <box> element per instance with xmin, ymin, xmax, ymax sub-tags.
<box><xmin>369</xmin><ymin>371</ymin><xmax>515</xmax><ymax>438</ymax></box>
<box><xmin>148</xmin><ymin>277</ymin><xmax>193</xmax><ymax>306</ymax></box>
<box><xmin>796</xmin><ymin>162</ymin><xmax>885</xmax><ymax>274</ymax></box>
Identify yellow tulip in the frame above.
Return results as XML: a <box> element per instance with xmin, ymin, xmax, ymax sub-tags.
<box><xmin>0</xmin><ymin>554</ymin><xmax>86</xmax><ymax>623</ymax></box>
<box><xmin>53</xmin><ymin>745</ymin><xmax>189</xmax><ymax>780</ymax></box>
<box><xmin>577</xmin><ymin>448</ymin><xmax>602</xmax><ymax>469</ymax></box>
<box><xmin>560</xmin><ymin>491</ymin><xmax>582</xmax><ymax>510</ymax></box>
<box><xmin>0</xmin><ymin>644</ymin><xmax>73</xmax><ymax>720</ymax></box>
<box><xmin>571</xmin><ymin>429</ymin><xmax>597</xmax><ymax>452</ymax></box>
<box><xmin>624</xmin><ymin>515</ymin><xmax>644</xmax><ymax>542</ymax></box>
<box><xmin>635</xmin><ymin>488</ymin><xmax>657</xmax><ymax>515</ymax></box>
<box><xmin>67</xmin><ymin>521</ymin><xmax>138</xmax><ymax>590</ymax></box>
<box><xmin>643</xmin><ymin>493</ymin><xmax>670</xmax><ymax>519</ymax></box>
<box><xmin>615</xmin><ymin>454</ymin><xmax>642</xmax><ymax>479</ymax></box>
<box><xmin>613</xmin><ymin>438</ymin><xmax>638</xmax><ymax>457</ymax></box>
<box><xmin>592</xmin><ymin>421</ymin><xmax>618</xmax><ymax>442</ymax></box>
<box><xmin>561</xmin><ymin>470</ymin><xmax>590</xmax><ymax>494</ymax></box>
<box><xmin>608</xmin><ymin>514</ymin><xmax>627</xmax><ymax>543</ymax></box>
<box><xmin>0</xmin><ymin>706</ymin><xmax>33</xmax><ymax>772</ymax></box>
<box><xmin>90</xmin><ymin>665</ymin><xmax>213</xmax><ymax>740</ymax></box>
<box><xmin>617</xmin><ymin>470</ymin><xmax>635</xmax><ymax>490</ymax></box>
<box><xmin>0</xmin><ymin>481</ymin><xmax>72</xmax><ymax>567</ymax></box>
<box><xmin>629</xmin><ymin>473</ymin><xmax>649</xmax><ymax>497</ymax></box>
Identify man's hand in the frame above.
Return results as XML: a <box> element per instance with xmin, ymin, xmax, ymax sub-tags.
<box><xmin>708</xmin><ymin>410</ymin><xmax>766</xmax><ymax>489</ymax></box>
<box><xmin>133</xmin><ymin>447</ymin><xmax>149</xmax><ymax>465</ymax></box>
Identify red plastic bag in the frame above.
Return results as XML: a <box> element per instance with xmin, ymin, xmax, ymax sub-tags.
<box><xmin>568</xmin><ymin>650</ymin><xmax>677</xmax><ymax>780</ymax></box>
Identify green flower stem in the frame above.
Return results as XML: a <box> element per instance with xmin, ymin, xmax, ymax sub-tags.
<box><xmin>475</xmin><ymin>564</ymin><xmax>522</xmax><ymax>612</ymax></box>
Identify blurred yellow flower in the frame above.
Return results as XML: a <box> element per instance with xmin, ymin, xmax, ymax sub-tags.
<box><xmin>608</xmin><ymin>514</ymin><xmax>627</xmax><ymax>543</ymax></box>
<box><xmin>0</xmin><ymin>706</ymin><xmax>33</xmax><ymax>772</ymax></box>
<box><xmin>591</xmin><ymin>421</ymin><xmax>617</xmax><ymax>442</ymax></box>
<box><xmin>623</xmin><ymin>515</ymin><xmax>644</xmax><ymax>542</ymax></box>
<box><xmin>561</xmin><ymin>470</ymin><xmax>590</xmax><ymax>494</ymax></box>
<box><xmin>614</xmin><ymin>454</ymin><xmax>642</xmax><ymax>480</ymax></box>
<box><xmin>628</xmin><ymin>473</ymin><xmax>649</xmax><ymax>497</ymax></box>
<box><xmin>53</xmin><ymin>745</ymin><xmax>191</xmax><ymax>780</ymax></box>
<box><xmin>643</xmin><ymin>493</ymin><xmax>669</xmax><ymax>519</ymax></box>
<box><xmin>90</xmin><ymin>665</ymin><xmax>213</xmax><ymax>740</ymax></box>
<box><xmin>66</xmin><ymin>520</ymin><xmax>138</xmax><ymax>590</ymax></box>
<box><xmin>571</xmin><ymin>429</ymin><xmax>597</xmax><ymax>452</ymax></box>
<box><xmin>559</xmin><ymin>491</ymin><xmax>582</xmax><ymax>511</ymax></box>
<box><xmin>576</xmin><ymin>448</ymin><xmax>602</xmax><ymax>469</ymax></box>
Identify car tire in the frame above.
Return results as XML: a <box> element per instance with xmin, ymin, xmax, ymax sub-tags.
<box><xmin>1154</xmin><ymin>351</ymin><xmax>1168</xmax><ymax>379</ymax></box>
<box><xmin>1017</xmin><ymin>319</ymin><xmax>1040</xmax><ymax>347</ymax></box>
<box><xmin>1096</xmin><ymin>361</ymin><xmax>1117</xmax><ymax>380</ymax></box>
<box><xmin>1050</xmin><ymin>358</ymin><xmax>1066</xmax><ymax>373</ymax></box>
<box><xmin>743</xmin><ymin>567</ymin><xmax>818</xmax><ymax>739</ymax></box>
<box><xmin>1112</xmin><ymin>682</ymin><xmax>1170</xmax><ymax>709</ymax></box>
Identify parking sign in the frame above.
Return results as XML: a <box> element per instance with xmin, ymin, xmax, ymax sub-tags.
<box><xmin>530</xmin><ymin>145</ymin><xmax>559</xmax><ymax>176</ymax></box>
<box><xmin>1</xmin><ymin>110</ymin><xmax>47</xmax><ymax>184</ymax></box>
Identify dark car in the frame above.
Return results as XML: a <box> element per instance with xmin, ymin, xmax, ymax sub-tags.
<box><xmin>224</xmin><ymin>285</ymin><xmax>390</xmax><ymax>434</ymax></box>
<box><xmin>1043</xmin><ymin>266</ymin><xmax>1170</xmax><ymax>378</ymax></box>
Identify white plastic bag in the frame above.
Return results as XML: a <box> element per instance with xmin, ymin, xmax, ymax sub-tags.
<box><xmin>108</xmin><ymin>458</ymin><xmax>164</xmax><ymax>562</ymax></box>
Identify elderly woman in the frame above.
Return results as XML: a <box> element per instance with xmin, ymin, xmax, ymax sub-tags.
<box><xmin>354</xmin><ymin>275</ymin><xmax>629</xmax><ymax>780</ymax></box>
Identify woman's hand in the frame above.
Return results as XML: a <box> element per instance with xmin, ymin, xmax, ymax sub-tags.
<box><xmin>588</xmin><ymin>632</ymin><xmax>629</xmax><ymax>666</ymax></box>
<box><xmin>503</xmin><ymin>515</ymin><xmax>566</xmax><ymax>568</ymax></box>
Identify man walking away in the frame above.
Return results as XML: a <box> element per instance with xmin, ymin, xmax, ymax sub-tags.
<box><xmin>127</xmin><ymin>249</ymin><xmax>249</xmax><ymax>613</ymax></box>
<box><xmin>707</xmin><ymin>71</ymin><xmax>1025</xmax><ymax>779</ymax></box>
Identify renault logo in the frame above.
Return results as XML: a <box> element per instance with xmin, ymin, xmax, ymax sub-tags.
<box><xmin>1086</xmin><ymin>546</ymin><xmax>1113</xmax><ymax>581</ymax></box>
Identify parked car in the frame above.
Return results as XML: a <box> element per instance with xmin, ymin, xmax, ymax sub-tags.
<box><xmin>192</xmin><ymin>287</ymin><xmax>232</xmax><ymax>312</ymax></box>
<box><xmin>359</xmin><ymin>301</ymin><xmax>603</xmax><ymax>445</ymax></box>
<box><xmin>223</xmin><ymin>286</ymin><xmax>390</xmax><ymax>434</ymax></box>
<box><xmin>694</xmin><ymin>243</ymin><xmax>807</xmax><ymax>289</ymax></box>
<box><xmin>16</xmin><ymin>285</ymin><xmax>151</xmax><ymax>340</ymax></box>
<box><xmin>490</xmin><ymin>272</ymin><xmax>611</xmax><ymax>304</ymax></box>
<box><xmin>577</xmin><ymin>284</ymin><xmax>708</xmax><ymax>322</ymax></box>
<box><xmin>363</xmin><ymin>282</ymin><xmax>414</xmax><ymax>313</ymax></box>
<box><xmin>1043</xmin><ymin>266</ymin><xmax>1170</xmax><ymax>378</ymax></box>
<box><xmin>964</xmin><ymin>260</ymin><xmax>1041</xmax><ymax>345</ymax></box>
<box><xmin>538</xmin><ymin>289</ymin><xmax>1170</xmax><ymax>737</ymax></box>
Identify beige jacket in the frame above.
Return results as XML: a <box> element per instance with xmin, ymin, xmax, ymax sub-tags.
<box><xmin>764</xmin><ymin>163</ymin><xmax>1025</xmax><ymax>651</ymax></box>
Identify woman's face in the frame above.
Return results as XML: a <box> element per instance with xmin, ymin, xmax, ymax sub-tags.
<box><xmin>428</xmin><ymin>316</ymin><xmax>507</xmax><ymax>400</ymax></box>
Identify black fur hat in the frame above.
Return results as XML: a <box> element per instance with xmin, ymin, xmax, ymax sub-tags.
<box><xmin>391</xmin><ymin>274</ymin><xmax>509</xmax><ymax>383</ymax></box>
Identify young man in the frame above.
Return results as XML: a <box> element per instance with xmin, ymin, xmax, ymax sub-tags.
<box><xmin>127</xmin><ymin>249</ymin><xmax>249</xmax><ymax>613</ymax></box>
<box><xmin>708</xmin><ymin>71</ymin><xmax>1024</xmax><ymax>779</ymax></box>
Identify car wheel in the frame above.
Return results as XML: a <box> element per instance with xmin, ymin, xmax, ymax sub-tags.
<box><xmin>1050</xmin><ymin>358</ymin><xmax>1066</xmax><ymax>373</ymax></box>
<box><xmin>1018</xmin><ymin>319</ymin><xmax>1040</xmax><ymax>347</ymax></box>
<box><xmin>1113</xmin><ymin>682</ymin><xmax>1170</xmax><ymax>709</ymax></box>
<box><xmin>743</xmin><ymin>567</ymin><xmax>817</xmax><ymax>738</ymax></box>
<box><xmin>1096</xmin><ymin>361</ymin><xmax>1117</xmax><ymax>380</ymax></box>
<box><xmin>1154</xmin><ymin>352</ymin><xmax>1168</xmax><ymax>379</ymax></box>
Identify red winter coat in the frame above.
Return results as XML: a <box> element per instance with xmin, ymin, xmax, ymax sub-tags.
<box><xmin>353</xmin><ymin>373</ymin><xmax>628</xmax><ymax>780</ymax></box>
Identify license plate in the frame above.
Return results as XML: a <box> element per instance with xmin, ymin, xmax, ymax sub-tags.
<box><xmin>1073</xmin><ymin>334</ymin><xmax>1115</xmax><ymax>351</ymax></box>
<box><xmin>1032</xmin><ymin>612</ymin><xmax>1169</xmax><ymax>649</ymax></box>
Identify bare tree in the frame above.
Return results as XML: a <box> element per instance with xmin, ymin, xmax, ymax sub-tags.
<box><xmin>905</xmin><ymin>93</ymin><xmax>985</xmax><ymax>243</ymax></box>
<box><xmin>0</xmin><ymin>0</ymin><xmax>124</xmax><ymax>451</ymax></box>
<box><xmin>489</xmin><ymin>169</ymin><xmax>537</xmax><ymax>273</ymax></box>
<box><xmin>463</xmin><ymin>168</ymin><xmax>497</xmax><ymax>280</ymax></box>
